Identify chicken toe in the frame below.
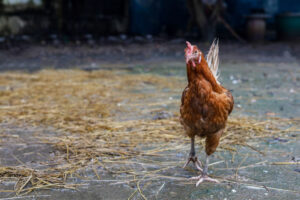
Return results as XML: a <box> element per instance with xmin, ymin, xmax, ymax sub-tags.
<box><xmin>190</xmin><ymin>174</ymin><xmax>220</xmax><ymax>186</ymax></box>
<box><xmin>183</xmin><ymin>156</ymin><xmax>203</xmax><ymax>171</ymax></box>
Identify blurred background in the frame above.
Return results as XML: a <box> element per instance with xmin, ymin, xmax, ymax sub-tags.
<box><xmin>0</xmin><ymin>0</ymin><xmax>300</xmax><ymax>44</ymax></box>
<box><xmin>0</xmin><ymin>1</ymin><xmax>299</xmax><ymax>200</ymax></box>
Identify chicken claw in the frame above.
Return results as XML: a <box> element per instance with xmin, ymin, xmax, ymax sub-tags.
<box><xmin>183</xmin><ymin>156</ymin><xmax>203</xmax><ymax>171</ymax></box>
<box><xmin>190</xmin><ymin>174</ymin><xmax>220</xmax><ymax>186</ymax></box>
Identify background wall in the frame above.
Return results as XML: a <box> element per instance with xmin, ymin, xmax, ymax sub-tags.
<box><xmin>1</xmin><ymin>0</ymin><xmax>300</xmax><ymax>38</ymax></box>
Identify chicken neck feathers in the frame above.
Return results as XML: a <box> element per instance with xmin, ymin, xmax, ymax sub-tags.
<box><xmin>206</xmin><ymin>39</ymin><xmax>220</xmax><ymax>84</ymax></box>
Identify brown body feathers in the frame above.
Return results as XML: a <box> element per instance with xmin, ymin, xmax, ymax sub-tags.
<box><xmin>180</xmin><ymin>43</ymin><xmax>234</xmax><ymax>156</ymax></box>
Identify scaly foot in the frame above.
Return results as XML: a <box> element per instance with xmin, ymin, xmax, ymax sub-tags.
<box><xmin>190</xmin><ymin>174</ymin><xmax>220</xmax><ymax>186</ymax></box>
<box><xmin>183</xmin><ymin>155</ymin><xmax>202</xmax><ymax>171</ymax></box>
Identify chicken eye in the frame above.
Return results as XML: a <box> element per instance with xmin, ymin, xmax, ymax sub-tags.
<box><xmin>194</xmin><ymin>50</ymin><xmax>198</xmax><ymax>54</ymax></box>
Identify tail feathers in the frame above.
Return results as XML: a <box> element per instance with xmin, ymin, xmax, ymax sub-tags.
<box><xmin>206</xmin><ymin>39</ymin><xmax>220</xmax><ymax>84</ymax></box>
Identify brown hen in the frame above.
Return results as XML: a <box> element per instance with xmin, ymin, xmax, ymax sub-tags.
<box><xmin>180</xmin><ymin>40</ymin><xmax>234</xmax><ymax>185</ymax></box>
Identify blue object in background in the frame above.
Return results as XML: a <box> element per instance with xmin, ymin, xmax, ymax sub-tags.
<box><xmin>226</xmin><ymin>0</ymin><xmax>300</xmax><ymax>29</ymax></box>
<box><xmin>129</xmin><ymin>0</ymin><xmax>188</xmax><ymax>35</ymax></box>
<box><xmin>129</xmin><ymin>0</ymin><xmax>162</xmax><ymax>35</ymax></box>
<box><xmin>129</xmin><ymin>0</ymin><xmax>300</xmax><ymax>35</ymax></box>
<box><xmin>278</xmin><ymin>0</ymin><xmax>300</xmax><ymax>13</ymax></box>
<box><xmin>161</xmin><ymin>0</ymin><xmax>189</xmax><ymax>35</ymax></box>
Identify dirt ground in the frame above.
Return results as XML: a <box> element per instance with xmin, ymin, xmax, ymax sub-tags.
<box><xmin>0</xmin><ymin>42</ymin><xmax>299</xmax><ymax>200</ymax></box>
<box><xmin>1</xmin><ymin>40</ymin><xmax>300</xmax><ymax>71</ymax></box>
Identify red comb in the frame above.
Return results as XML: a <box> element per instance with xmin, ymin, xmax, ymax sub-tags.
<box><xmin>186</xmin><ymin>41</ymin><xmax>192</xmax><ymax>48</ymax></box>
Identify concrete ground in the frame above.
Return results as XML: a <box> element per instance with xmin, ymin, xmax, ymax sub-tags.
<box><xmin>0</xmin><ymin>41</ymin><xmax>299</xmax><ymax>199</ymax></box>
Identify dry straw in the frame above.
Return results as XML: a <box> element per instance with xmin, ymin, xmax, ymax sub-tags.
<box><xmin>0</xmin><ymin>70</ymin><xmax>298</xmax><ymax>195</ymax></box>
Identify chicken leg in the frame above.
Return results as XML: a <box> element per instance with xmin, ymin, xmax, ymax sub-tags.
<box><xmin>183</xmin><ymin>137</ymin><xmax>202</xmax><ymax>171</ymax></box>
<box><xmin>190</xmin><ymin>154</ymin><xmax>220</xmax><ymax>186</ymax></box>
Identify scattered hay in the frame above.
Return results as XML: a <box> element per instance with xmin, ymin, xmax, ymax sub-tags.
<box><xmin>0</xmin><ymin>166</ymin><xmax>78</xmax><ymax>195</ymax></box>
<box><xmin>0</xmin><ymin>69</ymin><xmax>298</xmax><ymax>195</ymax></box>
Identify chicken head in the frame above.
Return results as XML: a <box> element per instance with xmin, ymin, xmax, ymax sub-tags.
<box><xmin>185</xmin><ymin>41</ymin><xmax>202</xmax><ymax>68</ymax></box>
